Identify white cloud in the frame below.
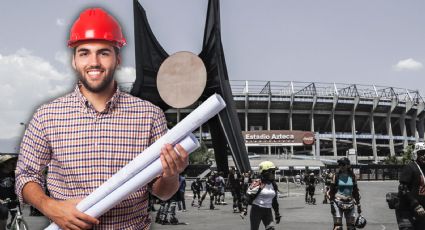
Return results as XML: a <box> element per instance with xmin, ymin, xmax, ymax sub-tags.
<box><xmin>55</xmin><ymin>50</ymin><xmax>70</xmax><ymax>65</ymax></box>
<box><xmin>0</xmin><ymin>50</ymin><xmax>136</xmax><ymax>141</ymax></box>
<box><xmin>0</xmin><ymin>49</ymin><xmax>73</xmax><ymax>139</ymax></box>
<box><xmin>393</xmin><ymin>58</ymin><xmax>423</xmax><ymax>71</ymax></box>
<box><xmin>56</xmin><ymin>18</ymin><xmax>65</xmax><ymax>27</ymax></box>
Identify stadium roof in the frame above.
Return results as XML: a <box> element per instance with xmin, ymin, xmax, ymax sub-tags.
<box><xmin>119</xmin><ymin>80</ymin><xmax>424</xmax><ymax>103</ymax></box>
<box><xmin>228</xmin><ymin>80</ymin><xmax>424</xmax><ymax>103</ymax></box>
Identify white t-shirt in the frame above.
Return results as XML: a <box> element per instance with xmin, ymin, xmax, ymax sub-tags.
<box><xmin>253</xmin><ymin>183</ymin><xmax>276</xmax><ymax>208</ymax></box>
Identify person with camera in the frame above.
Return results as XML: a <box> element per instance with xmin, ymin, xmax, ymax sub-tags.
<box><xmin>396</xmin><ymin>142</ymin><xmax>425</xmax><ymax>229</ymax></box>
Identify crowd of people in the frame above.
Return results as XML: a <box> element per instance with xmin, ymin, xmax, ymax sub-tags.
<box><xmin>143</xmin><ymin>158</ymin><xmax>370</xmax><ymax>230</ymax></box>
<box><xmin>8</xmin><ymin>149</ymin><xmax>425</xmax><ymax>229</ymax></box>
<box><xmin>143</xmin><ymin>158</ymin><xmax>369</xmax><ymax>230</ymax></box>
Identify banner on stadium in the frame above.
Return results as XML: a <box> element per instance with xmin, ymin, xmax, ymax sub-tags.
<box><xmin>242</xmin><ymin>130</ymin><xmax>315</xmax><ymax>146</ymax></box>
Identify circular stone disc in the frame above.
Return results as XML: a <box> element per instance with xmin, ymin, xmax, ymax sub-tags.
<box><xmin>157</xmin><ymin>51</ymin><xmax>207</xmax><ymax>108</ymax></box>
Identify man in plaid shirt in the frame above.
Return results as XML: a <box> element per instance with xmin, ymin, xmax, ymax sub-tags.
<box><xmin>15</xmin><ymin>8</ymin><xmax>189</xmax><ymax>230</ymax></box>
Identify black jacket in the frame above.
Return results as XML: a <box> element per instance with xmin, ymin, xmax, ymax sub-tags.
<box><xmin>398</xmin><ymin>161</ymin><xmax>425</xmax><ymax>210</ymax></box>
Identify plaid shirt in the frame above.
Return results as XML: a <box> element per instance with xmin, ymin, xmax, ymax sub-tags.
<box><xmin>16</xmin><ymin>84</ymin><xmax>167</xmax><ymax>229</ymax></box>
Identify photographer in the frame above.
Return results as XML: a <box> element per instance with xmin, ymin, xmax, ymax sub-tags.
<box><xmin>397</xmin><ymin>142</ymin><xmax>425</xmax><ymax>229</ymax></box>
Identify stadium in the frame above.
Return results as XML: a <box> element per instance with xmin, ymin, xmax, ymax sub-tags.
<box><xmin>121</xmin><ymin>80</ymin><xmax>425</xmax><ymax>164</ymax></box>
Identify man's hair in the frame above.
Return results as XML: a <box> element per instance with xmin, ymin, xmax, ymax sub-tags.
<box><xmin>73</xmin><ymin>46</ymin><xmax>120</xmax><ymax>56</ymax></box>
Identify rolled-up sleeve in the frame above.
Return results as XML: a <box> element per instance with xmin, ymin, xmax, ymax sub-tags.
<box><xmin>15</xmin><ymin>110</ymin><xmax>51</xmax><ymax>204</ymax></box>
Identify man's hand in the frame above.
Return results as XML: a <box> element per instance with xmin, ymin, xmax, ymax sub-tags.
<box><xmin>160</xmin><ymin>143</ymin><xmax>189</xmax><ymax>179</ymax></box>
<box><xmin>153</xmin><ymin>143</ymin><xmax>189</xmax><ymax>200</ymax></box>
<box><xmin>415</xmin><ymin>204</ymin><xmax>425</xmax><ymax>216</ymax></box>
<box><xmin>357</xmin><ymin>204</ymin><xmax>362</xmax><ymax>214</ymax></box>
<box><xmin>45</xmin><ymin>198</ymin><xmax>99</xmax><ymax>230</ymax></box>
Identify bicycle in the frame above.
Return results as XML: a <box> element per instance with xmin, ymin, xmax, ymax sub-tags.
<box><xmin>1</xmin><ymin>198</ymin><xmax>29</xmax><ymax>230</ymax></box>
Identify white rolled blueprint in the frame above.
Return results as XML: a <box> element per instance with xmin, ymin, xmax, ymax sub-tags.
<box><xmin>83</xmin><ymin>134</ymin><xmax>200</xmax><ymax>217</ymax></box>
<box><xmin>45</xmin><ymin>94</ymin><xmax>226</xmax><ymax>230</ymax></box>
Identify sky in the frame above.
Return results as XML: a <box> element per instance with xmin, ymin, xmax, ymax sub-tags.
<box><xmin>1</xmin><ymin>0</ymin><xmax>425</xmax><ymax>152</ymax></box>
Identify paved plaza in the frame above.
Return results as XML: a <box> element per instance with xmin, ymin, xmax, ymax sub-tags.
<box><xmin>23</xmin><ymin>180</ymin><xmax>399</xmax><ymax>230</ymax></box>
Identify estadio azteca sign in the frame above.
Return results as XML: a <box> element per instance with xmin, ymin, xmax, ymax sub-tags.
<box><xmin>242</xmin><ymin>130</ymin><xmax>315</xmax><ymax>146</ymax></box>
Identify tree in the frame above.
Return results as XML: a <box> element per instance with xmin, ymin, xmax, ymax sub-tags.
<box><xmin>383</xmin><ymin>155</ymin><xmax>399</xmax><ymax>165</ymax></box>
<box><xmin>189</xmin><ymin>142</ymin><xmax>214</xmax><ymax>165</ymax></box>
<box><xmin>401</xmin><ymin>145</ymin><xmax>414</xmax><ymax>165</ymax></box>
<box><xmin>383</xmin><ymin>145</ymin><xmax>413</xmax><ymax>165</ymax></box>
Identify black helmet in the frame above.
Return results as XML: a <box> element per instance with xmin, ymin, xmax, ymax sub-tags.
<box><xmin>337</xmin><ymin>157</ymin><xmax>350</xmax><ymax>166</ymax></box>
<box><xmin>355</xmin><ymin>215</ymin><xmax>367</xmax><ymax>229</ymax></box>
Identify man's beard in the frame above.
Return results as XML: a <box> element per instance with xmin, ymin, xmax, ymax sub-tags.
<box><xmin>76</xmin><ymin>67</ymin><xmax>116</xmax><ymax>93</ymax></box>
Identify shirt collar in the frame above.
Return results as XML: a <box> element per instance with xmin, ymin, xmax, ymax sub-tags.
<box><xmin>74</xmin><ymin>82</ymin><xmax>122</xmax><ymax>114</ymax></box>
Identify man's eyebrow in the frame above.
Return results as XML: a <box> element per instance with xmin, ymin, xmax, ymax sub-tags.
<box><xmin>97</xmin><ymin>48</ymin><xmax>113</xmax><ymax>53</ymax></box>
<box><xmin>76</xmin><ymin>48</ymin><xmax>113</xmax><ymax>53</ymax></box>
<box><xmin>76</xmin><ymin>48</ymin><xmax>89</xmax><ymax>53</ymax></box>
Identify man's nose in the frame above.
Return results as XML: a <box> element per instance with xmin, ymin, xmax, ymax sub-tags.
<box><xmin>88</xmin><ymin>54</ymin><xmax>101</xmax><ymax>67</ymax></box>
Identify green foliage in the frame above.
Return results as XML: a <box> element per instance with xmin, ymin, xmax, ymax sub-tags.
<box><xmin>189</xmin><ymin>141</ymin><xmax>214</xmax><ymax>165</ymax></box>
<box><xmin>383</xmin><ymin>155</ymin><xmax>399</xmax><ymax>165</ymax></box>
<box><xmin>401</xmin><ymin>145</ymin><xmax>413</xmax><ymax>165</ymax></box>
<box><xmin>383</xmin><ymin>144</ymin><xmax>413</xmax><ymax>165</ymax></box>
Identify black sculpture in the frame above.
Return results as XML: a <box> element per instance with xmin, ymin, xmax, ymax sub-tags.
<box><xmin>131</xmin><ymin>0</ymin><xmax>251</xmax><ymax>174</ymax></box>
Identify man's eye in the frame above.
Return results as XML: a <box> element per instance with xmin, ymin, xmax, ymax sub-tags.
<box><xmin>79</xmin><ymin>53</ymin><xmax>88</xmax><ymax>57</ymax></box>
<box><xmin>101</xmin><ymin>52</ymin><xmax>110</xmax><ymax>56</ymax></box>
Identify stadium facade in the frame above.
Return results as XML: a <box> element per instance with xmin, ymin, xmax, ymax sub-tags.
<box><xmin>121</xmin><ymin>80</ymin><xmax>425</xmax><ymax>163</ymax></box>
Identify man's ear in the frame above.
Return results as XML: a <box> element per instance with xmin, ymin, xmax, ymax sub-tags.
<box><xmin>72</xmin><ymin>55</ymin><xmax>76</xmax><ymax>70</ymax></box>
<box><xmin>117</xmin><ymin>54</ymin><xmax>121</xmax><ymax>66</ymax></box>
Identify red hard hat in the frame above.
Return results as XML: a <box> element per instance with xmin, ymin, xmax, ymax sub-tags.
<box><xmin>68</xmin><ymin>8</ymin><xmax>126</xmax><ymax>48</ymax></box>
